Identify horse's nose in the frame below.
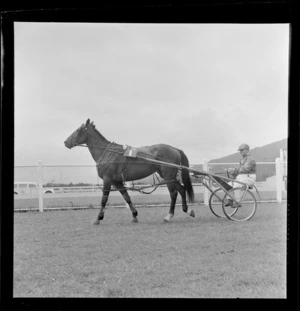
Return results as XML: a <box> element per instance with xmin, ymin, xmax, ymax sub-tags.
<box><xmin>64</xmin><ymin>141</ymin><xmax>73</xmax><ymax>149</ymax></box>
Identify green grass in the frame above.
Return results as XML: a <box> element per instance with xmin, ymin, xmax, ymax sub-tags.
<box><xmin>14</xmin><ymin>203</ymin><xmax>286</xmax><ymax>298</ymax></box>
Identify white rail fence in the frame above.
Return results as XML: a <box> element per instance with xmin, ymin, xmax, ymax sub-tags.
<box><xmin>14</xmin><ymin>158</ymin><xmax>287</xmax><ymax>212</ymax></box>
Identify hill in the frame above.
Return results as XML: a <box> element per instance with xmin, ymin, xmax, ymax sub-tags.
<box><xmin>209</xmin><ymin>138</ymin><xmax>287</xmax><ymax>164</ymax></box>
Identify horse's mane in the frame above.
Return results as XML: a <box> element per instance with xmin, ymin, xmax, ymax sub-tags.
<box><xmin>90</xmin><ymin>124</ymin><xmax>109</xmax><ymax>142</ymax></box>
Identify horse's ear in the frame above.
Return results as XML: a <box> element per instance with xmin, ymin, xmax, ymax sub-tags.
<box><xmin>85</xmin><ymin>119</ymin><xmax>90</xmax><ymax>126</ymax></box>
<box><xmin>90</xmin><ymin>121</ymin><xmax>94</xmax><ymax>126</ymax></box>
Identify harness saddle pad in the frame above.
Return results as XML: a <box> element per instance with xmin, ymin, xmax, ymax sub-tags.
<box><xmin>123</xmin><ymin>146</ymin><xmax>138</xmax><ymax>158</ymax></box>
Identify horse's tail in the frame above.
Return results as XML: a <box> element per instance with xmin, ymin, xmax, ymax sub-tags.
<box><xmin>178</xmin><ymin>149</ymin><xmax>195</xmax><ymax>203</ymax></box>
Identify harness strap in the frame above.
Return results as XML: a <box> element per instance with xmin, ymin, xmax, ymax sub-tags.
<box><xmin>96</xmin><ymin>142</ymin><xmax>114</xmax><ymax>167</ymax></box>
<box><xmin>122</xmin><ymin>159</ymin><xmax>128</xmax><ymax>183</ymax></box>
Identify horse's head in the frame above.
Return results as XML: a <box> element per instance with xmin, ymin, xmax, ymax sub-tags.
<box><xmin>64</xmin><ymin>119</ymin><xmax>93</xmax><ymax>149</ymax></box>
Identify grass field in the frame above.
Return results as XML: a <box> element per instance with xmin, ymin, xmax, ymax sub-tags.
<box><xmin>14</xmin><ymin>202</ymin><xmax>286</xmax><ymax>298</ymax></box>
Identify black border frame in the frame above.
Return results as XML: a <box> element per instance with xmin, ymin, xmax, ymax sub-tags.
<box><xmin>1</xmin><ymin>2</ymin><xmax>299</xmax><ymax>310</ymax></box>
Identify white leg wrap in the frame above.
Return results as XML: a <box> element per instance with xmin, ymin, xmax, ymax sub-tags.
<box><xmin>164</xmin><ymin>213</ymin><xmax>174</xmax><ymax>222</ymax></box>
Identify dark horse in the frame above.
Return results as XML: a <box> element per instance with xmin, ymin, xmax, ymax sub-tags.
<box><xmin>64</xmin><ymin>119</ymin><xmax>195</xmax><ymax>224</ymax></box>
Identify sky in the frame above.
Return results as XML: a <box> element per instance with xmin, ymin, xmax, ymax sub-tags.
<box><xmin>14</xmin><ymin>22</ymin><xmax>289</xmax><ymax>167</ymax></box>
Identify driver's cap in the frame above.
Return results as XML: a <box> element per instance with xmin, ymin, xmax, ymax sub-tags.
<box><xmin>238</xmin><ymin>143</ymin><xmax>250</xmax><ymax>151</ymax></box>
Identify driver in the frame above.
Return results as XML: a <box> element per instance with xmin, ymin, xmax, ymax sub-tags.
<box><xmin>226</xmin><ymin>143</ymin><xmax>256</xmax><ymax>206</ymax></box>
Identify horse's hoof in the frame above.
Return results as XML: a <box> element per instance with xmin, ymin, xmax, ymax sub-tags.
<box><xmin>93</xmin><ymin>220</ymin><xmax>100</xmax><ymax>225</ymax></box>
<box><xmin>163</xmin><ymin>218</ymin><xmax>170</xmax><ymax>223</ymax></box>
<box><xmin>189</xmin><ymin>210</ymin><xmax>195</xmax><ymax>218</ymax></box>
<box><xmin>131</xmin><ymin>218</ymin><xmax>138</xmax><ymax>223</ymax></box>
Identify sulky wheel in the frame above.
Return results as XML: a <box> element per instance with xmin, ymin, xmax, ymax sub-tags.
<box><xmin>222</xmin><ymin>187</ymin><xmax>257</xmax><ymax>221</ymax></box>
<box><xmin>209</xmin><ymin>187</ymin><xmax>235</xmax><ymax>218</ymax></box>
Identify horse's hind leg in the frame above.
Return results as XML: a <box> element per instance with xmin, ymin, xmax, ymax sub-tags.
<box><xmin>164</xmin><ymin>183</ymin><xmax>178</xmax><ymax>222</ymax></box>
<box><xmin>174</xmin><ymin>182</ymin><xmax>195</xmax><ymax>218</ymax></box>
<box><xmin>94</xmin><ymin>180</ymin><xmax>111</xmax><ymax>225</ymax></box>
<box><xmin>114</xmin><ymin>182</ymin><xmax>138</xmax><ymax>223</ymax></box>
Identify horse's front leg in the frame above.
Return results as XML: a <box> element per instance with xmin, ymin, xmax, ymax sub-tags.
<box><xmin>93</xmin><ymin>181</ymin><xmax>111</xmax><ymax>225</ymax></box>
<box><xmin>114</xmin><ymin>182</ymin><xmax>138</xmax><ymax>223</ymax></box>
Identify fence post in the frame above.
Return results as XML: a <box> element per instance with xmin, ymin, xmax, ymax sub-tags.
<box><xmin>275</xmin><ymin>157</ymin><xmax>282</xmax><ymax>203</ymax></box>
<box><xmin>37</xmin><ymin>160</ymin><xmax>44</xmax><ymax>212</ymax></box>
<box><xmin>203</xmin><ymin>159</ymin><xmax>209</xmax><ymax>205</ymax></box>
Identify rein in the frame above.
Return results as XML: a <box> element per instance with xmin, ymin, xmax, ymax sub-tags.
<box><xmin>76</xmin><ymin>143</ymin><xmax>187</xmax><ymax>171</ymax></box>
<box><xmin>76</xmin><ymin>143</ymin><xmax>183</xmax><ymax>164</ymax></box>
<box><xmin>76</xmin><ymin>143</ymin><xmax>123</xmax><ymax>154</ymax></box>
<box><xmin>76</xmin><ymin>143</ymin><xmax>163</xmax><ymax>163</ymax></box>
<box><xmin>74</xmin><ymin>143</ymin><xmax>182</xmax><ymax>194</ymax></box>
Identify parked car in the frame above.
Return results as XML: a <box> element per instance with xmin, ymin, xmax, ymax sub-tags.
<box><xmin>14</xmin><ymin>182</ymin><xmax>55</xmax><ymax>195</ymax></box>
